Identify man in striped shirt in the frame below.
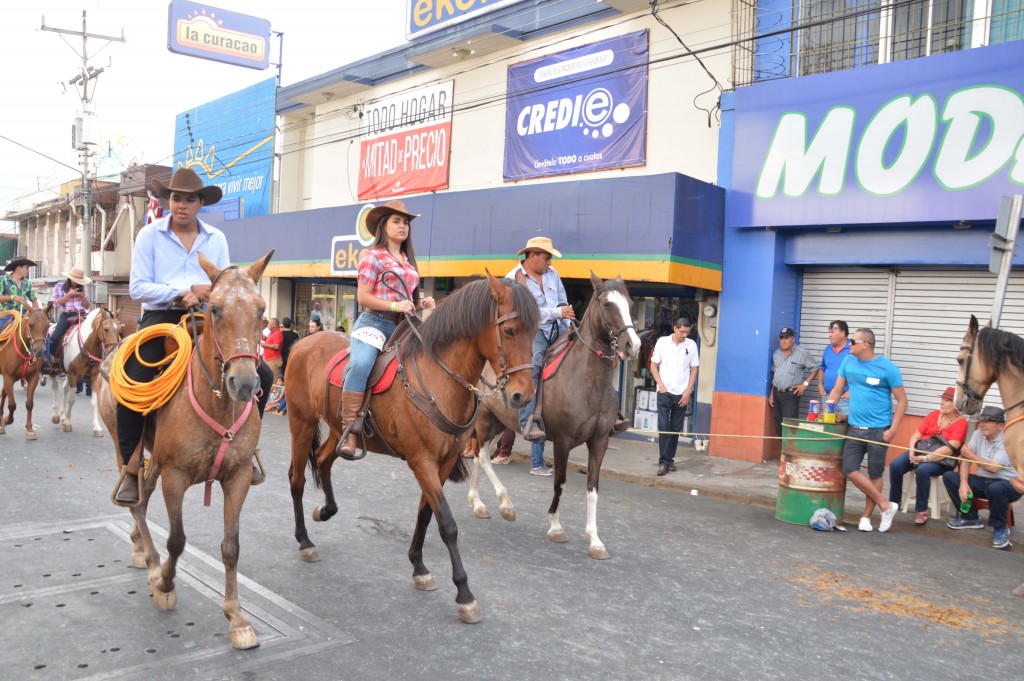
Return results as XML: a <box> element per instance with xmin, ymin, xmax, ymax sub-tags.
<box><xmin>768</xmin><ymin>326</ymin><xmax>818</xmax><ymax>436</ymax></box>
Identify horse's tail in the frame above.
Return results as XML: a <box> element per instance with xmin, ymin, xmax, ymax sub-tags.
<box><xmin>307</xmin><ymin>424</ymin><xmax>323</xmax><ymax>490</ymax></box>
<box><xmin>448</xmin><ymin>452</ymin><xmax>469</xmax><ymax>484</ymax></box>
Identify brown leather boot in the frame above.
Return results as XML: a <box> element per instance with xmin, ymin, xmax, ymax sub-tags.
<box><xmin>337</xmin><ymin>390</ymin><xmax>367</xmax><ymax>460</ymax></box>
<box><xmin>251</xmin><ymin>448</ymin><xmax>265</xmax><ymax>485</ymax></box>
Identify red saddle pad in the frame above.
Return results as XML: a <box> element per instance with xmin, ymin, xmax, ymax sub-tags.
<box><xmin>326</xmin><ymin>350</ymin><xmax>399</xmax><ymax>394</ymax></box>
<box><xmin>541</xmin><ymin>339</ymin><xmax>575</xmax><ymax>381</ymax></box>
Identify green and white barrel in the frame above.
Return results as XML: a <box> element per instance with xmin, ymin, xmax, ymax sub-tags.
<box><xmin>775</xmin><ymin>418</ymin><xmax>848</xmax><ymax>525</ymax></box>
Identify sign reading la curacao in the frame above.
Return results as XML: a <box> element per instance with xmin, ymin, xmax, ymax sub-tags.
<box><xmin>167</xmin><ymin>0</ymin><xmax>271</xmax><ymax>70</ymax></box>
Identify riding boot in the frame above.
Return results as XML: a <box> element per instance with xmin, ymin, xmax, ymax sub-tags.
<box><xmin>521</xmin><ymin>379</ymin><xmax>546</xmax><ymax>443</ymax></box>
<box><xmin>113</xmin><ymin>442</ymin><xmax>143</xmax><ymax>506</ymax></box>
<box><xmin>338</xmin><ymin>390</ymin><xmax>367</xmax><ymax>461</ymax></box>
<box><xmin>251</xmin><ymin>448</ymin><xmax>265</xmax><ymax>486</ymax></box>
<box><xmin>610</xmin><ymin>411</ymin><xmax>630</xmax><ymax>436</ymax></box>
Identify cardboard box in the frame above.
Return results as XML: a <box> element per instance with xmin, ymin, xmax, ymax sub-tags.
<box><xmin>633</xmin><ymin>409</ymin><xmax>658</xmax><ymax>432</ymax></box>
<box><xmin>636</xmin><ymin>390</ymin><xmax>649</xmax><ymax>411</ymax></box>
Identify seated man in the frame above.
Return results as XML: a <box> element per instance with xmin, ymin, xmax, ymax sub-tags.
<box><xmin>943</xmin><ymin>406</ymin><xmax>1023</xmax><ymax>549</ymax></box>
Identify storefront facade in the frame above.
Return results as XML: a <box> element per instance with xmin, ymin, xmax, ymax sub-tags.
<box><xmin>715</xmin><ymin>39</ymin><xmax>1024</xmax><ymax>461</ymax></box>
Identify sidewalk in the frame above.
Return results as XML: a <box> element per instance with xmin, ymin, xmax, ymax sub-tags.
<box><xmin>501</xmin><ymin>430</ymin><xmax>1023</xmax><ymax>554</ymax></box>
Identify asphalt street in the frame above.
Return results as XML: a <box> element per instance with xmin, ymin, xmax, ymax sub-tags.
<box><xmin>2</xmin><ymin>382</ymin><xmax>1022</xmax><ymax>681</ymax></box>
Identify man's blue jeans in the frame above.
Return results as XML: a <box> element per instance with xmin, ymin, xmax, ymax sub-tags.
<box><xmin>657</xmin><ymin>391</ymin><xmax>685</xmax><ymax>467</ymax></box>
<box><xmin>520</xmin><ymin>329</ymin><xmax>554</xmax><ymax>468</ymax></box>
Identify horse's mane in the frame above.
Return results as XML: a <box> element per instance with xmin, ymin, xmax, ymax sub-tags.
<box><xmin>978</xmin><ymin>326</ymin><xmax>1024</xmax><ymax>376</ymax></box>
<box><xmin>405</xmin><ymin>278</ymin><xmax>539</xmax><ymax>355</ymax></box>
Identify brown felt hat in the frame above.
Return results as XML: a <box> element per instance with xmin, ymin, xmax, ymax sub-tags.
<box><xmin>4</xmin><ymin>257</ymin><xmax>35</xmax><ymax>272</ymax></box>
<box><xmin>364</xmin><ymin>200</ymin><xmax>420</xmax><ymax>237</ymax></box>
<box><xmin>151</xmin><ymin>167</ymin><xmax>223</xmax><ymax>205</ymax></box>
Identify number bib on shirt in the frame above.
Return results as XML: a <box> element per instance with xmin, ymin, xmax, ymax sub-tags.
<box><xmin>350</xmin><ymin>327</ymin><xmax>386</xmax><ymax>351</ymax></box>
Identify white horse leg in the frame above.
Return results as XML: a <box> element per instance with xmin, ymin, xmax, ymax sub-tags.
<box><xmin>62</xmin><ymin>377</ymin><xmax>75</xmax><ymax>432</ymax></box>
<box><xmin>478</xmin><ymin>439</ymin><xmax>516</xmax><ymax>522</ymax></box>
<box><xmin>584</xmin><ymin>488</ymin><xmax>609</xmax><ymax>560</ymax></box>
<box><xmin>547</xmin><ymin>509</ymin><xmax>568</xmax><ymax>543</ymax></box>
<box><xmin>91</xmin><ymin>388</ymin><xmax>103</xmax><ymax>436</ymax></box>
<box><xmin>50</xmin><ymin>375</ymin><xmax>60</xmax><ymax>424</ymax></box>
<box><xmin>466</xmin><ymin>447</ymin><xmax>491</xmax><ymax>519</ymax></box>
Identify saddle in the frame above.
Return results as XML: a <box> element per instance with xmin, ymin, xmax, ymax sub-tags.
<box><xmin>541</xmin><ymin>330</ymin><xmax>575</xmax><ymax>381</ymax></box>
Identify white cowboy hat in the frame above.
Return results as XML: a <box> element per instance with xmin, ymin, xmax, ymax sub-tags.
<box><xmin>64</xmin><ymin>266</ymin><xmax>92</xmax><ymax>285</ymax></box>
<box><xmin>516</xmin><ymin>236</ymin><xmax>562</xmax><ymax>260</ymax></box>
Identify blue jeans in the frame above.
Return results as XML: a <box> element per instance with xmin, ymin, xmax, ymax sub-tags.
<box><xmin>887</xmin><ymin>452</ymin><xmax>949</xmax><ymax>512</ymax></box>
<box><xmin>942</xmin><ymin>471</ymin><xmax>1022</xmax><ymax>529</ymax></box>
<box><xmin>657</xmin><ymin>391</ymin><xmax>686</xmax><ymax>466</ymax></box>
<box><xmin>343</xmin><ymin>311</ymin><xmax>398</xmax><ymax>392</ymax></box>
<box><xmin>520</xmin><ymin>329</ymin><xmax>556</xmax><ymax>468</ymax></box>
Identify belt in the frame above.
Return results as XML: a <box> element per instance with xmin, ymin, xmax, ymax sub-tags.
<box><xmin>369</xmin><ymin>310</ymin><xmax>403</xmax><ymax>323</ymax></box>
<box><xmin>143</xmin><ymin>306</ymin><xmax>188</xmax><ymax>313</ymax></box>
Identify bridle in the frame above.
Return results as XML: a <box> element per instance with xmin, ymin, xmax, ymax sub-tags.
<box><xmin>478</xmin><ymin>308</ymin><xmax>534</xmax><ymax>394</ymax></box>
<box><xmin>573</xmin><ymin>288</ymin><xmax>635</xmax><ymax>362</ymax></box>
<box><xmin>958</xmin><ymin>327</ymin><xmax>1024</xmax><ymax>428</ymax></box>
<box><xmin>77</xmin><ymin>309</ymin><xmax>121</xmax><ymax>364</ymax></box>
<box><xmin>189</xmin><ymin>266</ymin><xmax>261</xmax><ymax>398</ymax></box>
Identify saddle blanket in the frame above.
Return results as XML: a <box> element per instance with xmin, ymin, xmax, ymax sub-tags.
<box><xmin>541</xmin><ymin>339</ymin><xmax>575</xmax><ymax>381</ymax></box>
<box><xmin>326</xmin><ymin>349</ymin><xmax>398</xmax><ymax>393</ymax></box>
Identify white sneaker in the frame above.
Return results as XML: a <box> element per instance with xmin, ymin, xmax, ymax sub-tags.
<box><xmin>858</xmin><ymin>517</ymin><xmax>873</xmax><ymax>532</ymax></box>
<box><xmin>879</xmin><ymin>502</ymin><xmax>899</xmax><ymax>533</ymax></box>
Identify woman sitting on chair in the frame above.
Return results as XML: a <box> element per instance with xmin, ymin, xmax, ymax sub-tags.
<box><xmin>338</xmin><ymin>200</ymin><xmax>435</xmax><ymax>460</ymax></box>
<box><xmin>887</xmin><ymin>387</ymin><xmax>967</xmax><ymax>525</ymax></box>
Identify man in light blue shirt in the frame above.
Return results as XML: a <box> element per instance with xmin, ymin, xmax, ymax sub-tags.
<box><xmin>508</xmin><ymin>237</ymin><xmax>575</xmax><ymax>476</ymax></box>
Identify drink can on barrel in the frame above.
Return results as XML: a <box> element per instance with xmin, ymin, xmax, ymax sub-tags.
<box><xmin>823</xmin><ymin>400</ymin><xmax>836</xmax><ymax>424</ymax></box>
<box><xmin>807</xmin><ymin>400</ymin><xmax>820</xmax><ymax>421</ymax></box>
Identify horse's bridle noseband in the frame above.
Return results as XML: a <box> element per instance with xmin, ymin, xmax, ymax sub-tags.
<box><xmin>190</xmin><ymin>266</ymin><xmax>261</xmax><ymax>398</ymax></box>
<box><xmin>483</xmin><ymin>310</ymin><xmax>534</xmax><ymax>393</ymax></box>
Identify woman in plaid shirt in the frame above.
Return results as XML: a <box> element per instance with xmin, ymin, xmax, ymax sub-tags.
<box><xmin>49</xmin><ymin>266</ymin><xmax>92</xmax><ymax>363</ymax></box>
<box><xmin>337</xmin><ymin>200</ymin><xmax>436</xmax><ymax>460</ymax></box>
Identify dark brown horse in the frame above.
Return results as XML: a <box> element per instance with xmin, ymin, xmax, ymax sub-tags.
<box><xmin>50</xmin><ymin>306</ymin><xmax>123</xmax><ymax>435</ymax></box>
<box><xmin>955</xmin><ymin>315</ymin><xmax>1024</xmax><ymax>596</ymax></box>
<box><xmin>95</xmin><ymin>251</ymin><xmax>273</xmax><ymax>649</ymax></box>
<box><xmin>0</xmin><ymin>304</ymin><xmax>52</xmax><ymax>440</ymax></box>
<box><xmin>284</xmin><ymin>273</ymin><xmax>538</xmax><ymax>623</ymax></box>
<box><xmin>467</xmin><ymin>273</ymin><xmax>641</xmax><ymax>559</ymax></box>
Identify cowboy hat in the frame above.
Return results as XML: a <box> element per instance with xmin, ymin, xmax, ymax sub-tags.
<box><xmin>151</xmin><ymin>167</ymin><xmax>223</xmax><ymax>205</ymax></box>
<box><xmin>364</xmin><ymin>200</ymin><xmax>420</xmax><ymax>237</ymax></box>
<box><xmin>3</xmin><ymin>257</ymin><xmax>35</xmax><ymax>272</ymax></box>
<box><xmin>938</xmin><ymin>386</ymin><xmax>956</xmax><ymax>401</ymax></box>
<box><xmin>516</xmin><ymin>236</ymin><xmax>562</xmax><ymax>260</ymax></box>
<box><xmin>64</xmin><ymin>266</ymin><xmax>92</xmax><ymax>286</ymax></box>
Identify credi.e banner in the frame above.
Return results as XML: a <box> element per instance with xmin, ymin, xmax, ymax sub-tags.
<box><xmin>504</xmin><ymin>30</ymin><xmax>649</xmax><ymax>182</ymax></box>
<box><xmin>358</xmin><ymin>80</ymin><xmax>454</xmax><ymax>201</ymax></box>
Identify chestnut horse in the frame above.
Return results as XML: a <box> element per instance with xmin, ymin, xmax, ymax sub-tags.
<box><xmin>284</xmin><ymin>273</ymin><xmax>538</xmax><ymax>624</ymax></box>
<box><xmin>467</xmin><ymin>273</ymin><xmax>641</xmax><ymax>560</ymax></box>
<box><xmin>50</xmin><ymin>306</ymin><xmax>123</xmax><ymax>436</ymax></box>
<box><xmin>954</xmin><ymin>314</ymin><xmax>1024</xmax><ymax>596</ymax></box>
<box><xmin>0</xmin><ymin>304</ymin><xmax>52</xmax><ymax>440</ymax></box>
<box><xmin>95</xmin><ymin>251</ymin><xmax>273</xmax><ymax>649</ymax></box>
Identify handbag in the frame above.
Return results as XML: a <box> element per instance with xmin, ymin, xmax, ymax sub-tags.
<box><xmin>913</xmin><ymin>435</ymin><xmax>958</xmax><ymax>470</ymax></box>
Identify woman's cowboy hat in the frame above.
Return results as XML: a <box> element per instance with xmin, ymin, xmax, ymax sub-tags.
<box><xmin>3</xmin><ymin>257</ymin><xmax>36</xmax><ymax>272</ymax></box>
<box><xmin>64</xmin><ymin>266</ymin><xmax>92</xmax><ymax>286</ymax></box>
<box><xmin>516</xmin><ymin>236</ymin><xmax>562</xmax><ymax>260</ymax></box>
<box><xmin>364</xmin><ymin>200</ymin><xmax>420</xmax><ymax>237</ymax></box>
<box><xmin>150</xmin><ymin>167</ymin><xmax>223</xmax><ymax>205</ymax></box>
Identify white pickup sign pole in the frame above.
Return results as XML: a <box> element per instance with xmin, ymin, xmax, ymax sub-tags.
<box><xmin>989</xmin><ymin>194</ymin><xmax>1023</xmax><ymax>328</ymax></box>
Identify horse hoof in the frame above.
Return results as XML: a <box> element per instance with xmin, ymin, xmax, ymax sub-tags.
<box><xmin>457</xmin><ymin>600</ymin><xmax>483</xmax><ymax>624</ymax></box>
<box><xmin>472</xmin><ymin>506</ymin><xmax>491</xmax><ymax>519</ymax></box>
<box><xmin>93</xmin><ymin>429</ymin><xmax>104</xmax><ymax>437</ymax></box>
<box><xmin>413</xmin><ymin>574</ymin><xmax>438</xmax><ymax>591</ymax></box>
<box><xmin>25</xmin><ymin>432</ymin><xmax>37</xmax><ymax>441</ymax></box>
<box><xmin>499</xmin><ymin>507</ymin><xmax>517</xmax><ymax>522</ymax></box>
<box><xmin>230</xmin><ymin>625</ymin><xmax>260</xmax><ymax>650</ymax></box>
<box><xmin>312</xmin><ymin>506</ymin><xmax>323</xmax><ymax>522</ymax></box>
<box><xmin>62</xmin><ymin>423</ymin><xmax>72</xmax><ymax>432</ymax></box>
<box><xmin>1013</xmin><ymin>582</ymin><xmax>1024</xmax><ymax>598</ymax></box>
<box><xmin>589</xmin><ymin>545</ymin><xmax>610</xmax><ymax>560</ymax></box>
<box><xmin>132</xmin><ymin>554</ymin><xmax>147</xmax><ymax>569</ymax></box>
<box><xmin>51</xmin><ymin>415</ymin><xmax>60</xmax><ymax>424</ymax></box>
<box><xmin>547</xmin><ymin>530</ymin><xmax>568</xmax><ymax>543</ymax></box>
<box><xmin>152</xmin><ymin>588</ymin><xmax>176</xmax><ymax>611</ymax></box>
<box><xmin>299</xmin><ymin>547</ymin><xmax>320</xmax><ymax>563</ymax></box>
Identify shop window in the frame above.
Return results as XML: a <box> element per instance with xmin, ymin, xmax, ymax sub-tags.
<box><xmin>990</xmin><ymin>0</ymin><xmax>1024</xmax><ymax>42</ymax></box>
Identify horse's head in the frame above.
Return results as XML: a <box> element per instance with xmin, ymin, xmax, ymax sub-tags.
<box><xmin>25</xmin><ymin>304</ymin><xmax>52</xmax><ymax>358</ymax></box>
<box><xmin>955</xmin><ymin>315</ymin><xmax>990</xmax><ymax>415</ymax></box>
<box><xmin>94</xmin><ymin>306</ymin><xmax>124</xmax><ymax>350</ymax></box>
<box><xmin>484</xmin><ymin>271</ymin><xmax>538</xmax><ymax>409</ymax></box>
<box><xmin>587</xmin><ymin>272</ymin><xmax>641</xmax><ymax>361</ymax></box>
<box><xmin>198</xmin><ymin>250</ymin><xmax>274</xmax><ymax>403</ymax></box>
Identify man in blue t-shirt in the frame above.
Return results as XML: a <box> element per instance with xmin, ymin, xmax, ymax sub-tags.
<box><xmin>817</xmin><ymin>319</ymin><xmax>851</xmax><ymax>420</ymax></box>
<box><xmin>827</xmin><ymin>328</ymin><xmax>908</xmax><ymax>533</ymax></box>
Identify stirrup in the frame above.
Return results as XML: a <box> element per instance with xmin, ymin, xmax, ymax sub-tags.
<box><xmin>337</xmin><ymin>424</ymin><xmax>367</xmax><ymax>461</ymax></box>
<box><xmin>522</xmin><ymin>414</ymin><xmax>546</xmax><ymax>443</ymax></box>
<box><xmin>250</xmin><ymin>449</ymin><xmax>266</xmax><ymax>485</ymax></box>
<box><xmin>111</xmin><ymin>466</ymin><xmax>143</xmax><ymax>508</ymax></box>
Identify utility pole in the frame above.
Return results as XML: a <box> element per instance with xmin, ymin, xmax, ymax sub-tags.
<box><xmin>41</xmin><ymin>11</ymin><xmax>125</xmax><ymax>280</ymax></box>
<box><xmin>988</xmin><ymin>194</ymin><xmax>1023</xmax><ymax>328</ymax></box>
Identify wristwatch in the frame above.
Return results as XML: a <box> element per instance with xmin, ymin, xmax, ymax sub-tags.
<box><xmin>802</xmin><ymin>381</ymin><xmax>809</xmax><ymax>387</ymax></box>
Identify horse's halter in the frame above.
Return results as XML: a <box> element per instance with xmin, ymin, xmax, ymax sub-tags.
<box><xmin>575</xmin><ymin>288</ymin><xmax>635</xmax><ymax>362</ymax></box>
<box><xmin>956</xmin><ymin>331</ymin><xmax>987</xmax><ymax>404</ymax></box>
<box><xmin>482</xmin><ymin>309</ymin><xmax>534</xmax><ymax>394</ymax></box>
<box><xmin>190</xmin><ymin>266</ymin><xmax>261</xmax><ymax>398</ymax></box>
<box><xmin>21</xmin><ymin>311</ymin><xmax>46</xmax><ymax>361</ymax></box>
<box><xmin>78</xmin><ymin>309</ymin><xmax>121</xmax><ymax>364</ymax></box>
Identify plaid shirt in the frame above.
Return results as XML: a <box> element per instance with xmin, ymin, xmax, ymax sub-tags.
<box><xmin>0</xmin><ymin>274</ymin><xmax>36</xmax><ymax>311</ymax></box>
<box><xmin>357</xmin><ymin>248</ymin><xmax>419</xmax><ymax>303</ymax></box>
<box><xmin>53</xmin><ymin>282</ymin><xmax>89</xmax><ymax>313</ymax></box>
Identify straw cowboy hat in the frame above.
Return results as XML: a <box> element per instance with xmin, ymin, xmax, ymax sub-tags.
<box><xmin>516</xmin><ymin>236</ymin><xmax>562</xmax><ymax>260</ymax></box>
<box><xmin>64</xmin><ymin>266</ymin><xmax>92</xmax><ymax>286</ymax></box>
<box><xmin>150</xmin><ymin>167</ymin><xmax>223</xmax><ymax>205</ymax></box>
<box><xmin>364</xmin><ymin>200</ymin><xmax>420</xmax><ymax>237</ymax></box>
<box><xmin>4</xmin><ymin>257</ymin><xmax>36</xmax><ymax>272</ymax></box>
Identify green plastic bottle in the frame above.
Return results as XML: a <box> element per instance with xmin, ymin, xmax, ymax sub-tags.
<box><xmin>959</xmin><ymin>492</ymin><xmax>974</xmax><ymax>515</ymax></box>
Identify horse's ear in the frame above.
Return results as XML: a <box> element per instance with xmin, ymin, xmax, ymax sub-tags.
<box><xmin>247</xmin><ymin>249</ymin><xmax>275</xmax><ymax>284</ymax></box>
<box><xmin>590</xmin><ymin>270</ymin><xmax>603</xmax><ymax>291</ymax></box>
<box><xmin>484</xmin><ymin>268</ymin><xmax>509</xmax><ymax>303</ymax></box>
<box><xmin>969</xmin><ymin>315</ymin><xmax>979</xmax><ymax>334</ymax></box>
<box><xmin>197</xmin><ymin>251</ymin><xmax>222</xmax><ymax>284</ymax></box>
<box><xmin>115</xmin><ymin>306</ymin><xmax>124</xmax><ymax>317</ymax></box>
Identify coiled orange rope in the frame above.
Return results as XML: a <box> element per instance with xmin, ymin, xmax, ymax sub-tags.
<box><xmin>0</xmin><ymin>309</ymin><xmax>21</xmax><ymax>350</ymax></box>
<box><xmin>108</xmin><ymin>320</ymin><xmax>194</xmax><ymax>415</ymax></box>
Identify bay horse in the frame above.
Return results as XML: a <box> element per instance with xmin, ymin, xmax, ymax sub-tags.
<box><xmin>284</xmin><ymin>273</ymin><xmax>538</xmax><ymax>624</ymax></box>
<box><xmin>0</xmin><ymin>303</ymin><xmax>52</xmax><ymax>440</ymax></box>
<box><xmin>95</xmin><ymin>250</ymin><xmax>273</xmax><ymax>649</ymax></box>
<box><xmin>467</xmin><ymin>272</ymin><xmax>641</xmax><ymax>560</ymax></box>
<box><xmin>954</xmin><ymin>314</ymin><xmax>1024</xmax><ymax>596</ymax></box>
<box><xmin>49</xmin><ymin>306</ymin><xmax>123</xmax><ymax>436</ymax></box>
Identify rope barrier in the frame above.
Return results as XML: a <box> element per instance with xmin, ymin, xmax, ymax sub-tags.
<box><xmin>623</xmin><ymin>423</ymin><xmax>1018</xmax><ymax>473</ymax></box>
<box><xmin>108</xmin><ymin>320</ymin><xmax>193</xmax><ymax>416</ymax></box>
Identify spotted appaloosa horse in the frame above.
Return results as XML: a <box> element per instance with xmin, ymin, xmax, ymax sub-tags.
<box><xmin>284</xmin><ymin>273</ymin><xmax>538</xmax><ymax>623</ymax></box>
<box><xmin>0</xmin><ymin>304</ymin><xmax>52</xmax><ymax>440</ymax></box>
<box><xmin>50</xmin><ymin>307</ymin><xmax>123</xmax><ymax>436</ymax></box>
<box><xmin>96</xmin><ymin>251</ymin><xmax>273</xmax><ymax>649</ymax></box>
<box><xmin>954</xmin><ymin>314</ymin><xmax>1024</xmax><ymax>596</ymax></box>
<box><xmin>467</xmin><ymin>272</ymin><xmax>641</xmax><ymax>560</ymax></box>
